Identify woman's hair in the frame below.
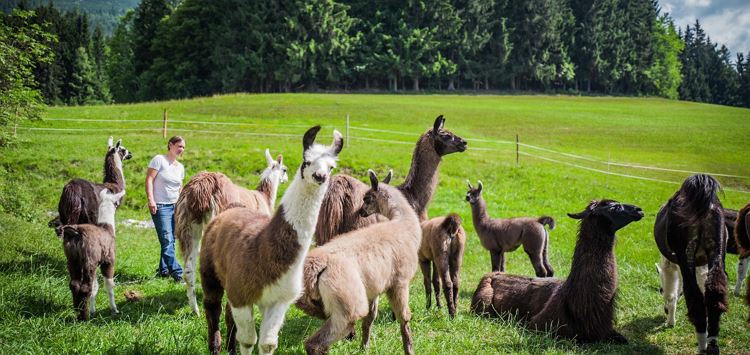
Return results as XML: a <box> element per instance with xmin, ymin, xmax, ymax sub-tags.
<box><xmin>167</xmin><ymin>136</ymin><xmax>184</xmax><ymax>150</ymax></box>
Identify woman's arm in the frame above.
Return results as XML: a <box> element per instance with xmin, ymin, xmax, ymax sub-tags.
<box><xmin>146</xmin><ymin>168</ymin><xmax>158</xmax><ymax>214</ymax></box>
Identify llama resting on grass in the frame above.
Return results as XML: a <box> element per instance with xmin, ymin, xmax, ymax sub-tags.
<box><xmin>418</xmin><ymin>213</ymin><xmax>465</xmax><ymax>318</ymax></box>
<box><xmin>471</xmin><ymin>199</ymin><xmax>643</xmax><ymax>344</ymax></box>
<box><xmin>200</xmin><ymin>126</ymin><xmax>341</xmax><ymax>355</ymax></box>
<box><xmin>55</xmin><ymin>189</ymin><xmax>126</xmax><ymax>320</ymax></box>
<box><xmin>296</xmin><ymin>170</ymin><xmax>422</xmax><ymax>355</ymax></box>
<box><xmin>315</xmin><ymin>115</ymin><xmax>466</xmax><ymax>245</ymax></box>
<box><xmin>175</xmin><ymin>149</ymin><xmax>288</xmax><ymax>315</ymax></box>
<box><xmin>57</xmin><ymin>136</ymin><xmax>132</xmax><ymax>225</ymax></box>
<box><xmin>465</xmin><ymin>180</ymin><xmax>555</xmax><ymax>277</ymax></box>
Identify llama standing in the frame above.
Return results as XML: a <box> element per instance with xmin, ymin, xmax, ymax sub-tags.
<box><xmin>200</xmin><ymin>126</ymin><xmax>342</xmax><ymax>355</ymax></box>
<box><xmin>734</xmin><ymin>203</ymin><xmax>750</xmax><ymax>321</ymax></box>
<box><xmin>418</xmin><ymin>213</ymin><xmax>465</xmax><ymax>318</ymax></box>
<box><xmin>297</xmin><ymin>170</ymin><xmax>422</xmax><ymax>355</ymax></box>
<box><xmin>465</xmin><ymin>180</ymin><xmax>555</xmax><ymax>277</ymax></box>
<box><xmin>654</xmin><ymin>174</ymin><xmax>728</xmax><ymax>354</ymax></box>
<box><xmin>175</xmin><ymin>149</ymin><xmax>288</xmax><ymax>315</ymax></box>
<box><xmin>722</xmin><ymin>207</ymin><xmax>750</xmax><ymax>296</ymax></box>
<box><xmin>471</xmin><ymin>199</ymin><xmax>643</xmax><ymax>343</ymax></box>
<box><xmin>55</xmin><ymin>189</ymin><xmax>126</xmax><ymax>320</ymax></box>
<box><xmin>315</xmin><ymin>115</ymin><xmax>466</xmax><ymax>245</ymax></box>
<box><xmin>57</xmin><ymin>136</ymin><xmax>132</xmax><ymax>225</ymax></box>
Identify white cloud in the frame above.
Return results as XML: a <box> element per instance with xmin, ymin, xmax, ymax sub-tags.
<box><xmin>684</xmin><ymin>0</ymin><xmax>712</xmax><ymax>7</ymax></box>
<box><xmin>662</xmin><ymin>0</ymin><xmax>750</xmax><ymax>56</ymax></box>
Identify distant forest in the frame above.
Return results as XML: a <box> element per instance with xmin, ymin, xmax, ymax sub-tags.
<box><xmin>3</xmin><ymin>0</ymin><xmax>750</xmax><ymax>108</ymax></box>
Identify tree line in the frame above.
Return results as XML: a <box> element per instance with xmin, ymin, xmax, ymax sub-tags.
<box><xmin>3</xmin><ymin>0</ymin><xmax>750</xmax><ymax>111</ymax></box>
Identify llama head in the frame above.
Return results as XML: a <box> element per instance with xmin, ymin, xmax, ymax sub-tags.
<box><xmin>465</xmin><ymin>180</ymin><xmax>483</xmax><ymax>205</ymax></box>
<box><xmin>97</xmin><ymin>189</ymin><xmax>126</xmax><ymax>225</ymax></box>
<box><xmin>440</xmin><ymin>213</ymin><xmax>464</xmax><ymax>241</ymax></box>
<box><xmin>263</xmin><ymin>148</ymin><xmax>289</xmax><ymax>184</ymax></box>
<box><xmin>568</xmin><ymin>199</ymin><xmax>644</xmax><ymax>233</ymax></box>
<box><xmin>429</xmin><ymin>115</ymin><xmax>467</xmax><ymax>156</ymax></box>
<box><xmin>107</xmin><ymin>136</ymin><xmax>133</xmax><ymax>161</ymax></box>
<box><xmin>360</xmin><ymin>169</ymin><xmax>395</xmax><ymax>218</ymax></box>
<box><xmin>299</xmin><ymin>126</ymin><xmax>342</xmax><ymax>185</ymax></box>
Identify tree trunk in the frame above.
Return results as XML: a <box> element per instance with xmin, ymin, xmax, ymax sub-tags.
<box><xmin>447</xmin><ymin>78</ymin><xmax>455</xmax><ymax>91</ymax></box>
<box><xmin>485</xmin><ymin>76</ymin><xmax>489</xmax><ymax>90</ymax></box>
<box><xmin>413</xmin><ymin>76</ymin><xmax>419</xmax><ymax>91</ymax></box>
<box><xmin>510</xmin><ymin>76</ymin><xmax>516</xmax><ymax>90</ymax></box>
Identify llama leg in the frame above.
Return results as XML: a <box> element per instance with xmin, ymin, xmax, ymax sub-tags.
<box><xmin>735</xmin><ymin>257</ymin><xmax>749</xmax><ymax>296</ymax></box>
<box><xmin>230</xmin><ymin>304</ymin><xmax>256</xmax><ymax>355</ymax></box>
<box><xmin>101</xmin><ymin>262</ymin><xmax>118</xmax><ymax>314</ymax></box>
<box><xmin>436</xmin><ymin>255</ymin><xmax>455</xmax><ymax>318</ymax></box>
<box><xmin>431</xmin><ymin>262</ymin><xmax>442</xmax><ymax>308</ymax></box>
<box><xmin>258</xmin><ymin>302</ymin><xmax>292</xmax><ymax>354</ymax></box>
<box><xmin>361</xmin><ymin>296</ymin><xmax>379</xmax><ymax>349</ymax></box>
<box><xmin>525</xmin><ymin>247</ymin><xmax>547</xmax><ymax>278</ymax></box>
<box><xmin>225</xmin><ymin>302</ymin><xmax>238</xmax><ymax>355</ymax></box>
<box><xmin>449</xmin><ymin>255</ymin><xmax>462</xmax><ymax>313</ymax></box>
<box><xmin>542</xmin><ymin>231</ymin><xmax>554</xmax><ymax>277</ymax></box>
<box><xmin>490</xmin><ymin>250</ymin><xmax>501</xmax><ymax>272</ymax></box>
<box><xmin>387</xmin><ymin>284</ymin><xmax>414</xmax><ymax>355</ymax></box>
<box><xmin>305</xmin><ymin>317</ymin><xmax>355</xmax><ymax>355</ymax></box>
<box><xmin>419</xmin><ymin>260</ymin><xmax>432</xmax><ymax>309</ymax></box>
<box><xmin>678</xmin><ymin>263</ymin><xmax>708</xmax><ymax>353</ymax></box>
<box><xmin>186</xmin><ymin>222</ymin><xmax>203</xmax><ymax>315</ymax></box>
<box><xmin>657</xmin><ymin>257</ymin><xmax>681</xmax><ymax>327</ymax></box>
<box><xmin>89</xmin><ymin>276</ymin><xmax>99</xmax><ymax>316</ymax></box>
<box><xmin>202</xmin><ymin>277</ymin><xmax>224</xmax><ymax>355</ymax></box>
<box><xmin>696</xmin><ymin>265</ymin><xmax>708</xmax><ymax>295</ymax></box>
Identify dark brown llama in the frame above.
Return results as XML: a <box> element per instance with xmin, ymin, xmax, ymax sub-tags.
<box><xmin>654</xmin><ymin>174</ymin><xmax>729</xmax><ymax>354</ymax></box>
<box><xmin>466</xmin><ymin>180</ymin><xmax>555</xmax><ymax>277</ymax></box>
<box><xmin>315</xmin><ymin>115</ymin><xmax>466</xmax><ymax>245</ymax></box>
<box><xmin>55</xmin><ymin>189</ymin><xmax>125</xmax><ymax>320</ymax></box>
<box><xmin>735</xmin><ymin>203</ymin><xmax>750</xmax><ymax>321</ymax></box>
<box><xmin>418</xmin><ymin>213</ymin><xmax>465</xmax><ymax>318</ymax></box>
<box><xmin>471</xmin><ymin>199</ymin><xmax>643</xmax><ymax>344</ymax></box>
<box><xmin>57</xmin><ymin>136</ymin><xmax>132</xmax><ymax>225</ymax></box>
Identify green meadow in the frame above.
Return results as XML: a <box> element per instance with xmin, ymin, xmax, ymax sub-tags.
<box><xmin>1</xmin><ymin>93</ymin><xmax>749</xmax><ymax>354</ymax></box>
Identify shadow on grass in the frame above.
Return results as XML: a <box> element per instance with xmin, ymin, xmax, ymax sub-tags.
<box><xmin>14</xmin><ymin>291</ymin><xmax>69</xmax><ymax>319</ymax></box>
<box><xmin>619</xmin><ymin>315</ymin><xmax>666</xmax><ymax>354</ymax></box>
<box><xmin>94</xmin><ymin>288</ymin><xmax>188</xmax><ymax>325</ymax></box>
<box><xmin>0</xmin><ymin>249</ymin><xmax>68</xmax><ymax>278</ymax></box>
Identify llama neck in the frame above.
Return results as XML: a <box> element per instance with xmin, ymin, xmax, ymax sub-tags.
<box><xmin>96</xmin><ymin>203</ymin><xmax>117</xmax><ymax>234</ymax></box>
<box><xmin>471</xmin><ymin>197</ymin><xmax>490</xmax><ymax>225</ymax></box>
<box><xmin>103</xmin><ymin>153</ymin><xmax>125</xmax><ymax>190</ymax></box>
<box><xmin>562</xmin><ymin>219</ymin><xmax>618</xmax><ymax>304</ymax></box>
<box><xmin>256</xmin><ymin>175</ymin><xmax>278</xmax><ymax>210</ymax></box>
<box><xmin>398</xmin><ymin>134</ymin><xmax>441</xmax><ymax>218</ymax></box>
<box><xmin>279</xmin><ymin>172</ymin><xmax>327</xmax><ymax>249</ymax></box>
<box><xmin>382</xmin><ymin>187</ymin><xmax>419</xmax><ymax>224</ymax></box>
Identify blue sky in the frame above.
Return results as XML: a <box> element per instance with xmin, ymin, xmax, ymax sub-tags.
<box><xmin>660</xmin><ymin>0</ymin><xmax>750</xmax><ymax>57</ymax></box>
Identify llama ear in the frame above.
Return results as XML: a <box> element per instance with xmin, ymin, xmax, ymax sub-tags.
<box><xmin>330</xmin><ymin>130</ymin><xmax>344</xmax><ymax>155</ymax></box>
<box><xmin>432</xmin><ymin>115</ymin><xmax>445</xmax><ymax>134</ymax></box>
<box><xmin>276</xmin><ymin>155</ymin><xmax>283</xmax><ymax>164</ymax></box>
<box><xmin>265</xmin><ymin>149</ymin><xmax>274</xmax><ymax>166</ymax></box>
<box><xmin>382</xmin><ymin>169</ymin><xmax>393</xmax><ymax>184</ymax></box>
<box><xmin>115</xmin><ymin>139</ymin><xmax>122</xmax><ymax>149</ymax></box>
<box><xmin>303</xmin><ymin>126</ymin><xmax>321</xmax><ymax>152</ymax></box>
<box><xmin>467</xmin><ymin>180</ymin><xmax>473</xmax><ymax>190</ymax></box>
<box><xmin>567</xmin><ymin>209</ymin><xmax>591</xmax><ymax>219</ymax></box>
<box><xmin>113</xmin><ymin>189</ymin><xmax>126</xmax><ymax>201</ymax></box>
<box><xmin>368</xmin><ymin>169</ymin><xmax>379</xmax><ymax>191</ymax></box>
<box><xmin>477</xmin><ymin>180</ymin><xmax>483</xmax><ymax>193</ymax></box>
<box><xmin>107</xmin><ymin>136</ymin><xmax>114</xmax><ymax>148</ymax></box>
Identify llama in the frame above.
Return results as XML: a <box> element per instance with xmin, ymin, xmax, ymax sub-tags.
<box><xmin>735</xmin><ymin>203</ymin><xmax>750</xmax><ymax>321</ymax></box>
<box><xmin>471</xmin><ymin>199</ymin><xmax>643</xmax><ymax>344</ymax></box>
<box><xmin>57</xmin><ymin>136</ymin><xmax>132</xmax><ymax>225</ymax></box>
<box><xmin>465</xmin><ymin>180</ymin><xmax>555</xmax><ymax>277</ymax></box>
<box><xmin>722</xmin><ymin>207</ymin><xmax>750</xmax><ymax>296</ymax></box>
<box><xmin>418</xmin><ymin>213</ymin><xmax>465</xmax><ymax>318</ymax></box>
<box><xmin>655</xmin><ymin>206</ymin><xmax>745</xmax><ymax>328</ymax></box>
<box><xmin>54</xmin><ymin>189</ymin><xmax>126</xmax><ymax>320</ymax></box>
<box><xmin>654</xmin><ymin>174</ymin><xmax>729</xmax><ymax>353</ymax></box>
<box><xmin>199</xmin><ymin>126</ymin><xmax>342</xmax><ymax>355</ymax></box>
<box><xmin>175</xmin><ymin>149</ymin><xmax>288</xmax><ymax>315</ymax></box>
<box><xmin>315</xmin><ymin>115</ymin><xmax>466</xmax><ymax>245</ymax></box>
<box><xmin>296</xmin><ymin>170</ymin><xmax>422</xmax><ymax>355</ymax></box>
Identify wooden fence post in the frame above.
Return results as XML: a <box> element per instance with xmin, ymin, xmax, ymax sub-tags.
<box><xmin>162</xmin><ymin>109</ymin><xmax>168</xmax><ymax>138</ymax></box>
<box><xmin>346</xmin><ymin>113</ymin><xmax>350</xmax><ymax>147</ymax></box>
<box><xmin>516</xmin><ymin>134</ymin><xmax>519</xmax><ymax>166</ymax></box>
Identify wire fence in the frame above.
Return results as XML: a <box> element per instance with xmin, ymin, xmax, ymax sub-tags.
<box><xmin>18</xmin><ymin>115</ymin><xmax>750</xmax><ymax>194</ymax></box>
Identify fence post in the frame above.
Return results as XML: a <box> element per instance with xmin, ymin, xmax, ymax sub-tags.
<box><xmin>162</xmin><ymin>109</ymin><xmax>168</xmax><ymax>138</ymax></box>
<box><xmin>516</xmin><ymin>134</ymin><xmax>519</xmax><ymax>166</ymax></box>
<box><xmin>346</xmin><ymin>113</ymin><xmax>350</xmax><ymax>147</ymax></box>
<box><xmin>607</xmin><ymin>152</ymin><xmax>611</xmax><ymax>188</ymax></box>
<box><xmin>13</xmin><ymin>124</ymin><xmax>17</xmax><ymax>137</ymax></box>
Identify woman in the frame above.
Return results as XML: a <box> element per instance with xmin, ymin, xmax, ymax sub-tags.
<box><xmin>146</xmin><ymin>136</ymin><xmax>185</xmax><ymax>282</ymax></box>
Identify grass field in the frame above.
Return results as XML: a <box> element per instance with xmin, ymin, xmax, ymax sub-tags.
<box><xmin>1</xmin><ymin>93</ymin><xmax>749</xmax><ymax>354</ymax></box>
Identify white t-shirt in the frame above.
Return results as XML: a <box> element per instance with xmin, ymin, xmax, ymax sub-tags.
<box><xmin>148</xmin><ymin>154</ymin><xmax>185</xmax><ymax>204</ymax></box>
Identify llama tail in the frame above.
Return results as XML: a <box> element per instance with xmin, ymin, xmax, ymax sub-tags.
<box><xmin>676</xmin><ymin>174</ymin><xmax>722</xmax><ymax>225</ymax></box>
<box><xmin>441</xmin><ymin>213</ymin><xmax>463</xmax><ymax>235</ymax></box>
<box><xmin>175</xmin><ymin>172</ymin><xmax>230</xmax><ymax>261</ymax></box>
<box><xmin>736</xmin><ymin>204</ymin><xmax>750</xmax><ymax>258</ymax></box>
<box><xmin>537</xmin><ymin>216</ymin><xmax>556</xmax><ymax>230</ymax></box>
<box><xmin>58</xmin><ymin>183</ymin><xmax>84</xmax><ymax>225</ymax></box>
<box><xmin>295</xmin><ymin>255</ymin><xmax>328</xmax><ymax>319</ymax></box>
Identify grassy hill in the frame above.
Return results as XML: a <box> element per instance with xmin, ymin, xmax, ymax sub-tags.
<box><xmin>1</xmin><ymin>94</ymin><xmax>749</xmax><ymax>353</ymax></box>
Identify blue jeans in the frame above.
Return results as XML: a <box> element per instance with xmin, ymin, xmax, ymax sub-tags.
<box><xmin>151</xmin><ymin>203</ymin><xmax>183</xmax><ymax>277</ymax></box>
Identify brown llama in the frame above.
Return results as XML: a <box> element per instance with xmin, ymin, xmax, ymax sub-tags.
<box><xmin>55</xmin><ymin>189</ymin><xmax>125</xmax><ymax>320</ymax></box>
<box><xmin>465</xmin><ymin>180</ymin><xmax>555</xmax><ymax>277</ymax></box>
<box><xmin>315</xmin><ymin>115</ymin><xmax>466</xmax><ymax>245</ymax></box>
<box><xmin>200</xmin><ymin>126</ymin><xmax>342</xmax><ymax>355</ymax></box>
<box><xmin>296</xmin><ymin>170</ymin><xmax>422</xmax><ymax>355</ymax></box>
<box><xmin>57</xmin><ymin>136</ymin><xmax>132</xmax><ymax>225</ymax></box>
<box><xmin>471</xmin><ymin>199</ymin><xmax>643</xmax><ymax>344</ymax></box>
<box><xmin>418</xmin><ymin>213</ymin><xmax>465</xmax><ymax>318</ymax></box>
<box><xmin>175</xmin><ymin>149</ymin><xmax>288</xmax><ymax>315</ymax></box>
<box><xmin>654</xmin><ymin>174</ymin><xmax>729</xmax><ymax>353</ymax></box>
<box><xmin>735</xmin><ymin>203</ymin><xmax>750</xmax><ymax>322</ymax></box>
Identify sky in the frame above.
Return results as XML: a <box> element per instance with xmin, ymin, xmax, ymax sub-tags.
<box><xmin>660</xmin><ymin>0</ymin><xmax>750</xmax><ymax>57</ymax></box>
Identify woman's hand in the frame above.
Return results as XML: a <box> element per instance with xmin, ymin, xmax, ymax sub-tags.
<box><xmin>148</xmin><ymin>200</ymin><xmax>157</xmax><ymax>215</ymax></box>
